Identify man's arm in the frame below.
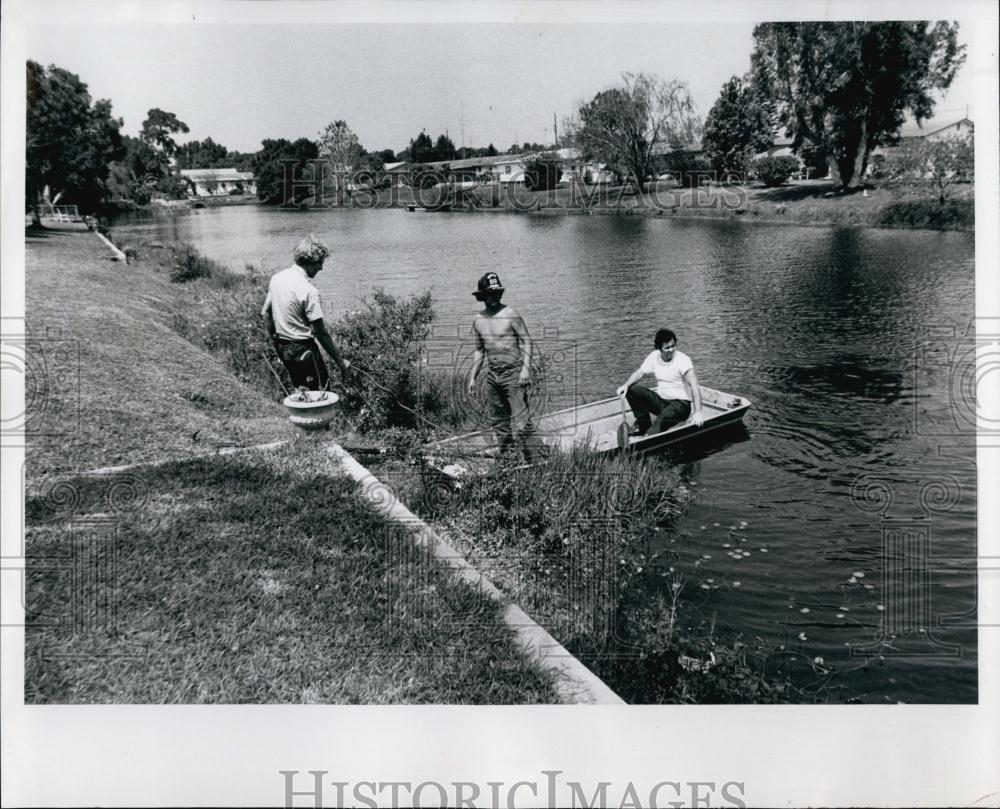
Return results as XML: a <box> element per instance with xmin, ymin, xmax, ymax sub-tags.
<box><xmin>683</xmin><ymin>366</ymin><xmax>704</xmax><ymax>425</ymax></box>
<box><xmin>261</xmin><ymin>294</ymin><xmax>276</xmax><ymax>338</ymax></box>
<box><xmin>467</xmin><ymin>319</ymin><xmax>485</xmax><ymax>394</ymax></box>
<box><xmin>616</xmin><ymin>367</ymin><xmax>646</xmax><ymax>398</ymax></box>
<box><xmin>309</xmin><ymin>317</ymin><xmax>350</xmax><ymax>374</ymax></box>
<box><xmin>509</xmin><ymin>310</ymin><xmax>533</xmax><ymax>386</ymax></box>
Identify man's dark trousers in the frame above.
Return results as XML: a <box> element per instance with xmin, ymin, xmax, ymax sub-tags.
<box><xmin>626</xmin><ymin>384</ymin><xmax>691</xmax><ymax>434</ymax></box>
<box><xmin>486</xmin><ymin>362</ymin><xmax>545</xmax><ymax>463</ymax></box>
<box><xmin>274</xmin><ymin>337</ymin><xmax>329</xmax><ymax>389</ymax></box>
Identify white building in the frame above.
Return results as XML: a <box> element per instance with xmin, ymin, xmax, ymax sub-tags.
<box><xmin>180</xmin><ymin>168</ymin><xmax>257</xmax><ymax>197</ymax></box>
<box><xmin>898</xmin><ymin>116</ymin><xmax>974</xmax><ymax>142</ymax></box>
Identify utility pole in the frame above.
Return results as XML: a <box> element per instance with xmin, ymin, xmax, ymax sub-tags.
<box><xmin>553</xmin><ymin>113</ymin><xmax>558</xmax><ymax>148</ymax></box>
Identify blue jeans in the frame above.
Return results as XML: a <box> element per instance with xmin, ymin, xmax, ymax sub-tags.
<box><xmin>626</xmin><ymin>384</ymin><xmax>691</xmax><ymax>434</ymax></box>
<box><xmin>486</xmin><ymin>363</ymin><xmax>545</xmax><ymax>462</ymax></box>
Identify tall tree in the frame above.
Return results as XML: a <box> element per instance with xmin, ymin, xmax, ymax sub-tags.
<box><xmin>140</xmin><ymin>108</ymin><xmax>190</xmax><ymax>159</ymax></box>
<box><xmin>176</xmin><ymin>136</ymin><xmax>231</xmax><ymax>169</ymax></box>
<box><xmin>701</xmin><ymin>75</ymin><xmax>774</xmax><ymax>177</ymax></box>
<box><xmin>408</xmin><ymin>131</ymin><xmax>435</xmax><ymax>162</ymax></box>
<box><xmin>433</xmin><ymin>133</ymin><xmax>457</xmax><ymax>161</ymax></box>
<box><xmin>577</xmin><ymin>72</ymin><xmax>701</xmax><ymax>192</ymax></box>
<box><xmin>252</xmin><ymin>137</ymin><xmax>320</xmax><ymax>204</ymax></box>
<box><xmin>318</xmin><ymin>120</ymin><xmax>362</xmax><ymax>178</ymax></box>
<box><xmin>25</xmin><ymin>60</ymin><xmax>124</xmax><ymax>221</ymax></box>
<box><xmin>750</xmin><ymin>21</ymin><xmax>965</xmax><ymax>189</ymax></box>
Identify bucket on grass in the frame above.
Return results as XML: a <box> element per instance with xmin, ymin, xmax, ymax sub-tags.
<box><xmin>282</xmin><ymin>390</ymin><xmax>340</xmax><ymax>431</ymax></box>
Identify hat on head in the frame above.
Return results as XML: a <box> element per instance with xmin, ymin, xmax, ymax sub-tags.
<box><xmin>473</xmin><ymin>272</ymin><xmax>505</xmax><ymax>299</ymax></box>
<box><xmin>293</xmin><ymin>234</ymin><xmax>330</xmax><ymax>265</ymax></box>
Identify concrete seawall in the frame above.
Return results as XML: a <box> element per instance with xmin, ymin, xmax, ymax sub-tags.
<box><xmin>326</xmin><ymin>442</ymin><xmax>625</xmax><ymax>705</ymax></box>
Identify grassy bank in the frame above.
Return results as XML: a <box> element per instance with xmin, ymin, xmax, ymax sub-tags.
<box><xmin>25</xmin><ymin>227</ymin><xmax>296</xmax><ymax>475</ymax></box>
<box><xmin>23</xmin><ymin>226</ymin><xmax>560</xmax><ymax>703</ymax></box>
<box><xmin>310</xmin><ymin>178</ymin><xmax>974</xmax><ymax>231</ymax></box>
<box><xmin>367</xmin><ymin>447</ymin><xmax>803</xmax><ymax>703</ymax></box>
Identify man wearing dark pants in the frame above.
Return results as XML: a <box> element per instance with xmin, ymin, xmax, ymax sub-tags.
<box><xmin>467</xmin><ymin>272</ymin><xmax>546</xmax><ymax>463</ymax></box>
<box><xmin>262</xmin><ymin>234</ymin><xmax>350</xmax><ymax>390</ymax></box>
<box><xmin>616</xmin><ymin>328</ymin><xmax>704</xmax><ymax>436</ymax></box>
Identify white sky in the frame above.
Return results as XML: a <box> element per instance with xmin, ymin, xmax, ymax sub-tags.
<box><xmin>24</xmin><ymin>18</ymin><xmax>977</xmax><ymax>155</ymax></box>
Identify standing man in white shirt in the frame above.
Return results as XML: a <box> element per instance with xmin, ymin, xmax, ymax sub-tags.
<box><xmin>616</xmin><ymin>328</ymin><xmax>704</xmax><ymax>437</ymax></box>
<box><xmin>261</xmin><ymin>234</ymin><xmax>350</xmax><ymax>390</ymax></box>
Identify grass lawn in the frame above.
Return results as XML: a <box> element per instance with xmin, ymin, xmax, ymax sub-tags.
<box><xmin>22</xmin><ymin>227</ymin><xmax>560</xmax><ymax>703</ymax></box>
<box><xmin>25</xmin><ymin>442</ymin><xmax>556</xmax><ymax>703</ymax></box>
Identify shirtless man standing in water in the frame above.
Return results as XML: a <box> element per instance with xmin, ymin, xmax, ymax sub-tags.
<box><xmin>467</xmin><ymin>272</ymin><xmax>545</xmax><ymax>462</ymax></box>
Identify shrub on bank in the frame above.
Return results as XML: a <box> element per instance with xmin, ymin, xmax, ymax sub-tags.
<box><xmin>330</xmin><ymin>288</ymin><xmax>469</xmax><ymax>433</ymax></box>
<box><xmin>875</xmin><ymin>198</ymin><xmax>974</xmax><ymax>230</ymax></box>
<box><xmin>752</xmin><ymin>155</ymin><xmax>800</xmax><ymax>187</ymax></box>
<box><xmin>419</xmin><ymin>448</ymin><xmax>800</xmax><ymax>703</ymax></box>
<box><xmin>168</xmin><ymin>242</ymin><xmax>236</xmax><ymax>284</ymax></box>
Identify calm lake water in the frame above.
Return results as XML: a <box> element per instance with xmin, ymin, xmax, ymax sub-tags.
<box><xmin>116</xmin><ymin>205</ymin><xmax>977</xmax><ymax>703</ymax></box>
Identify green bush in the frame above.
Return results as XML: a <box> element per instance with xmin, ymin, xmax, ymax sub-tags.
<box><xmin>659</xmin><ymin>151</ymin><xmax>714</xmax><ymax>188</ymax></box>
<box><xmin>752</xmin><ymin>155</ymin><xmax>800</xmax><ymax>186</ymax></box>
<box><xmin>523</xmin><ymin>157</ymin><xmax>562</xmax><ymax>191</ymax></box>
<box><xmin>875</xmin><ymin>198</ymin><xmax>974</xmax><ymax>230</ymax></box>
<box><xmin>331</xmin><ymin>288</ymin><xmax>453</xmax><ymax>433</ymax></box>
<box><xmin>168</xmin><ymin>243</ymin><xmax>233</xmax><ymax>284</ymax></box>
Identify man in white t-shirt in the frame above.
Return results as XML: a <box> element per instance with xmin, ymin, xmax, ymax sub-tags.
<box><xmin>261</xmin><ymin>234</ymin><xmax>350</xmax><ymax>390</ymax></box>
<box><xmin>615</xmin><ymin>328</ymin><xmax>704</xmax><ymax>436</ymax></box>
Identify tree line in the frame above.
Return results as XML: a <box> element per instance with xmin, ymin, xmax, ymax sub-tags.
<box><xmin>26</xmin><ymin>21</ymin><xmax>967</xmax><ymax>217</ymax></box>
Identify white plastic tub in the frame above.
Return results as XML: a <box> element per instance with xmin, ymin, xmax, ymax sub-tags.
<box><xmin>282</xmin><ymin>391</ymin><xmax>340</xmax><ymax>431</ymax></box>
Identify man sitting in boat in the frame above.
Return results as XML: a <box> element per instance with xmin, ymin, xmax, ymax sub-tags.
<box><xmin>467</xmin><ymin>272</ymin><xmax>546</xmax><ymax>463</ymax></box>
<box><xmin>616</xmin><ymin>328</ymin><xmax>704</xmax><ymax>437</ymax></box>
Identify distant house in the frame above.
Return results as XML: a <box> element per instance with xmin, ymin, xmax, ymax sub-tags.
<box><xmin>180</xmin><ymin>168</ymin><xmax>256</xmax><ymax>197</ymax></box>
<box><xmin>554</xmin><ymin>148</ymin><xmax>613</xmax><ymax>184</ymax></box>
<box><xmin>382</xmin><ymin>161</ymin><xmax>411</xmax><ymax>186</ymax></box>
<box><xmin>869</xmin><ymin>116</ymin><xmax>975</xmax><ymax>174</ymax></box>
<box><xmin>898</xmin><ymin>116</ymin><xmax>974</xmax><ymax>142</ymax></box>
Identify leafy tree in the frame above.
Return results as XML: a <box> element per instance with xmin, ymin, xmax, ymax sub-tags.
<box><xmin>25</xmin><ymin>60</ymin><xmax>124</xmax><ymax>221</ymax></box>
<box><xmin>883</xmin><ymin>133</ymin><xmax>973</xmax><ymax>203</ymax></box>
<box><xmin>659</xmin><ymin>151</ymin><xmax>713</xmax><ymax>188</ymax></box>
<box><xmin>485</xmin><ymin>143</ymin><xmax>498</xmax><ymax>157</ymax></box>
<box><xmin>702</xmin><ymin>75</ymin><xmax>773</xmax><ymax>177</ymax></box>
<box><xmin>252</xmin><ymin>137</ymin><xmax>320</xmax><ymax>204</ymax></box>
<box><xmin>357</xmin><ymin>150</ymin><xmax>385</xmax><ymax>172</ymax></box>
<box><xmin>434</xmin><ymin>133</ymin><xmax>458</xmax><ymax>161</ymax></box>
<box><xmin>140</xmin><ymin>108</ymin><xmax>189</xmax><ymax>159</ymax></box>
<box><xmin>522</xmin><ymin>156</ymin><xmax>562</xmax><ymax>191</ymax></box>
<box><xmin>750</xmin><ymin>21</ymin><xmax>965</xmax><ymax>190</ymax></box>
<box><xmin>378</xmin><ymin>148</ymin><xmax>397</xmax><ymax>163</ymax></box>
<box><xmin>577</xmin><ymin>72</ymin><xmax>701</xmax><ymax>192</ymax></box>
<box><xmin>408</xmin><ymin>131</ymin><xmax>436</xmax><ymax>163</ymax></box>
<box><xmin>318</xmin><ymin>120</ymin><xmax>362</xmax><ymax>178</ymax></box>
<box><xmin>176</xmin><ymin>137</ymin><xmax>231</xmax><ymax>169</ymax></box>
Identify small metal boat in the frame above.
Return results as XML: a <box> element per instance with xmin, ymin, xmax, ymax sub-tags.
<box><xmin>422</xmin><ymin>386</ymin><xmax>751</xmax><ymax>481</ymax></box>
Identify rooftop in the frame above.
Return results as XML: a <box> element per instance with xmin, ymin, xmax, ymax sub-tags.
<box><xmin>179</xmin><ymin>168</ymin><xmax>254</xmax><ymax>181</ymax></box>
